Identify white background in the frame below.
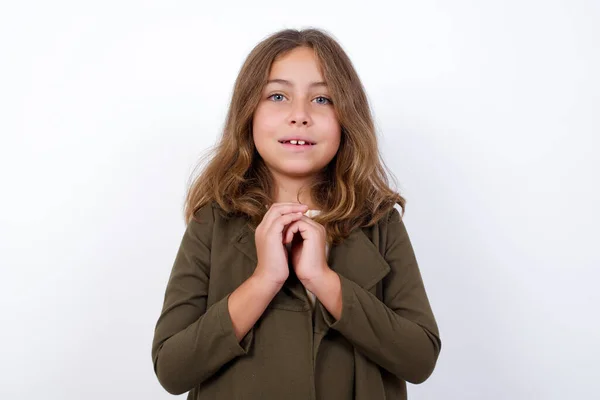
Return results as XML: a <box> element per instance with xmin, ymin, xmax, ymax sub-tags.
<box><xmin>1</xmin><ymin>1</ymin><xmax>598</xmax><ymax>399</ymax></box>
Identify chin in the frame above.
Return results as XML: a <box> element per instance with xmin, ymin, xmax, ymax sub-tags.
<box><xmin>264</xmin><ymin>159</ymin><xmax>327</xmax><ymax>178</ymax></box>
<box><xmin>280</xmin><ymin>168</ymin><xmax>318</xmax><ymax>178</ymax></box>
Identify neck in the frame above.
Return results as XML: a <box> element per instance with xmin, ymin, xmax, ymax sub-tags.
<box><xmin>271</xmin><ymin>171</ymin><xmax>318</xmax><ymax>209</ymax></box>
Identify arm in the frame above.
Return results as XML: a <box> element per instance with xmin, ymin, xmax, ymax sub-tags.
<box><xmin>151</xmin><ymin>204</ymin><xmax>278</xmax><ymax>395</ymax></box>
<box><xmin>229</xmin><ymin>274</ymin><xmax>281</xmax><ymax>341</ymax></box>
<box><xmin>315</xmin><ymin>208</ymin><xmax>441</xmax><ymax>384</ymax></box>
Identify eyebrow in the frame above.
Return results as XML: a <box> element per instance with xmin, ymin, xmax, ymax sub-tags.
<box><xmin>266</xmin><ymin>79</ymin><xmax>328</xmax><ymax>88</ymax></box>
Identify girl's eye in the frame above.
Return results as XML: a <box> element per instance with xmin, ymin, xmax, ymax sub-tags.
<box><xmin>268</xmin><ymin>93</ymin><xmax>285</xmax><ymax>102</ymax></box>
<box><xmin>314</xmin><ymin>96</ymin><xmax>332</xmax><ymax>105</ymax></box>
<box><xmin>267</xmin><ymin>94</ymin><xmax>332</xmax><ymax>105</ymax></box>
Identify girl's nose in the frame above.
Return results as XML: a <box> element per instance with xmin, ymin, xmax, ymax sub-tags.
<box><xmin>288</xmin><ymin>102</ymin><xmax>311</xmax><ymax>126</ymax></box>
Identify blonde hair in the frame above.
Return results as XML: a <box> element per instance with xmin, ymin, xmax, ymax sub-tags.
<box><xmin>184</xmin><ymin>28</ymin><xmax>405</xmax><ymax>245</ymax></box>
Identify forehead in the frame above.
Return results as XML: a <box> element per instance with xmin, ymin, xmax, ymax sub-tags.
<box><xmin>268</xmin><ymin>47</ymin><xmax>325</xmax><ymax>82</ymax></box>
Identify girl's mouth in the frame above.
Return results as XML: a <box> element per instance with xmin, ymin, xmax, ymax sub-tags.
<box><xmin>278</xmin><ymin>139</ymin><xmax>316</xmax><ymax>146</ymax></box>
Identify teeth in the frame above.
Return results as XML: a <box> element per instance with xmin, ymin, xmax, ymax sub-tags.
<box><xmin>282</xmin><ymin>139</ymin><xmax>313</xmax><ymax>145</ymax></box>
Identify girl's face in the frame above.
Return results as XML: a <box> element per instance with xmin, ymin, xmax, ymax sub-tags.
<box><xmin>252</xmin><ymin>46</ymin><xmax>341</xmax><ymax>181</ymax></box>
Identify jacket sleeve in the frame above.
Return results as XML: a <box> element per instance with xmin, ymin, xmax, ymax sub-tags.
<box><xmin>319</xmin><ymin>208</ymin><xmax>441</xmax><ymax>384</ymax></box>
<box><xmin>151</xmin><ymin>204</ymin><xmax>253</xmax><ymax>395</ymax></box>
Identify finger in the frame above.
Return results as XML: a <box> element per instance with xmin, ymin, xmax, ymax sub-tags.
<box><xmin>265</xmin><ymin>203</ymin><xmax>308</xmax><ymax>222</ymax></box>
<box><xmin>269</xmin><ymin>202</ymin><xmax>309</xmax><ymax>207</ymax></box>
<box><xmin>292</xmin><ymin>216</ymin><xmax>323</xmax><ymax>243</ymax></box>
<box><xmin>282</xmin><ymin>218</ymin><xmax>304</xmax><ymax>241</ymax></box>
<box><xmin>272</xmin><ymin>212</ymin><xmax>305</xmax><ymax>235</ymax></box>
<box><xmin>284</xmin><ymin>222</ymin><xmax>299</xmax><ymax>244</ymax></box>
<box><xmin>268</xmin><ymin>203</ymin><xmax>309</xmax><ymax>213</ymax></box>
<box><xmin>282</xmin><ymin>223</ymin><xmax>292</xmax><ymax>243</ymax></box>
<box><xmin>296</xmin><ymin>216</ymin><xmax>326</xmax><ymax>236</ymax></box>
<box><xmin>284</xmin><ymin>219</ymin><xmax>311</xmax><ymax>244</ymax></box>
<box><xmin>264</xmin><ymin>204</ymin><xmax>308</xmax><ymax>231</ymax></box>
<box><xmin>296</xmin><ymin>215</ymin><xmax>317</xmax><ymax>227</ymax></box>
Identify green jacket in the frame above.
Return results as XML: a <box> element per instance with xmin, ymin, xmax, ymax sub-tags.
<box><xmin>151</xmin><ymin>202</ymin><xmax>441</xmax><ymax>399</ymax></box>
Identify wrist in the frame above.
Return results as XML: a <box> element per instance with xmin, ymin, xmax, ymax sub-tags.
<box><xmin>309</xmin><ymin>269</ymin><xmax>342</xmax><ymax>320</ymax></box>
<box><xmin>250</xmin><ymin>271</ymin><xmax>284</xmax><ymax>294</ymax></box>
<box><xmin>301</xmin><ymin>266</ymin><xmax>336</xmax><ymax>296</ymax></box>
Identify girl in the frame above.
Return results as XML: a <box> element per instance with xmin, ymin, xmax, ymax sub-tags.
<box><xmin>151</xmin><ymin>28</ymin><xmax>441</xmax><ymax>399</ymax></box>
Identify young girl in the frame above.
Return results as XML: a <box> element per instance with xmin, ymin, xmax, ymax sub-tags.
<box><xmin>151</xmin><ymin>28</ymin><xmax>441</xmax><ymax>400</ymax></box>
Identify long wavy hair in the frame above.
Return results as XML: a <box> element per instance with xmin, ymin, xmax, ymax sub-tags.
<box><xmin>184</xmin><ymin>28</ymin><xmax>405</xmax><ymax>245</ymax></box>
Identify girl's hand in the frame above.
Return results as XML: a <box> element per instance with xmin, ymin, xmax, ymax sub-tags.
<box><xmin>283</xmin><ymin>215</ymin><xmax>330</xmax><ymax>290</ymax></box>
<box><xmin>253</xmin><ymin>202</ymin><xmax>309</xmax><ymax>286</ymax></box>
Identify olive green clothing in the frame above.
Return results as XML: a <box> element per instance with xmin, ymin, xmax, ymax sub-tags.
<box><xmin>151</xmin><ymin>202</ymin><xmax>441</xmax><ymax>399</ymax></box>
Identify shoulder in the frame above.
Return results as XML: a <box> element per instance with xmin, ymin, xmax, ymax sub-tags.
<box><xmin>185</xmin><ymin>202</ymin><xmax>219</xmax><ymax>248</ymax></box>
<box><xmin>189</xmin><ymin>201</ymin><xmax>248</xmax><ymax>243</ymax></box>
<box><xmin>190</xmin><ymin>200</ymin><xmax>234</xmax><ymax>223</ymax></box>
<box><xmin>381</xmin><ymin>205</ymin><xmax>412</xmax><ymax>257</ymax></box>
<box><xmin>372</xmin><ymin>204</ymin><xmax>403</xmax><ymax>232</ymax></box>
<box><xmin>371</xmin><ymin>205</ymin><xmax>409</xmax><ymax>255</ymax></box>
<box><xmin>385</xmin><ymin>205</ymin><xmax>402</xmax><ymax>224</ymax></box>
<box><xmin>190</xmin><ymin>201</ymin><xmax>217</xmax><ymax>226</ymax></box>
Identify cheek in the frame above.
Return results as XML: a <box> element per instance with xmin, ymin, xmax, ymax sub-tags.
<box><xmin>317</xmin><ymin>113</ymin><xmax>342</xmax><ymax>144</ymax></box>
<box><xmin>253</xmin><ymin>104</ymin><xmax>282</xmax><ymax>135</ymax></box>
<box><xmin>252</xmin><ymin>105</ymin><xmax>283</xmax><ymax>158</ymax></box>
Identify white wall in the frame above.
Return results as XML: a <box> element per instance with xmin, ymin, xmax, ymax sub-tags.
<box><xmin>1</xmin><ymin>1</ymin><xmax>598</xmax><ymax>399</ymax></box>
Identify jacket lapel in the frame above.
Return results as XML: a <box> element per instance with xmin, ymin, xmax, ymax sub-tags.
<box><xmin>231</xmin><ymin>222</ymin><xmax>257</xmax><ymax>265</ymax></box>
<box><xmin>313</xmin><ymin>226</ymin><xmax>391</xmax><ymax>359</ymax></box>
<box><xmin>326</xmin><ymin>227</ymin><xmax>391</xmax><ymax>291</ymax></box>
